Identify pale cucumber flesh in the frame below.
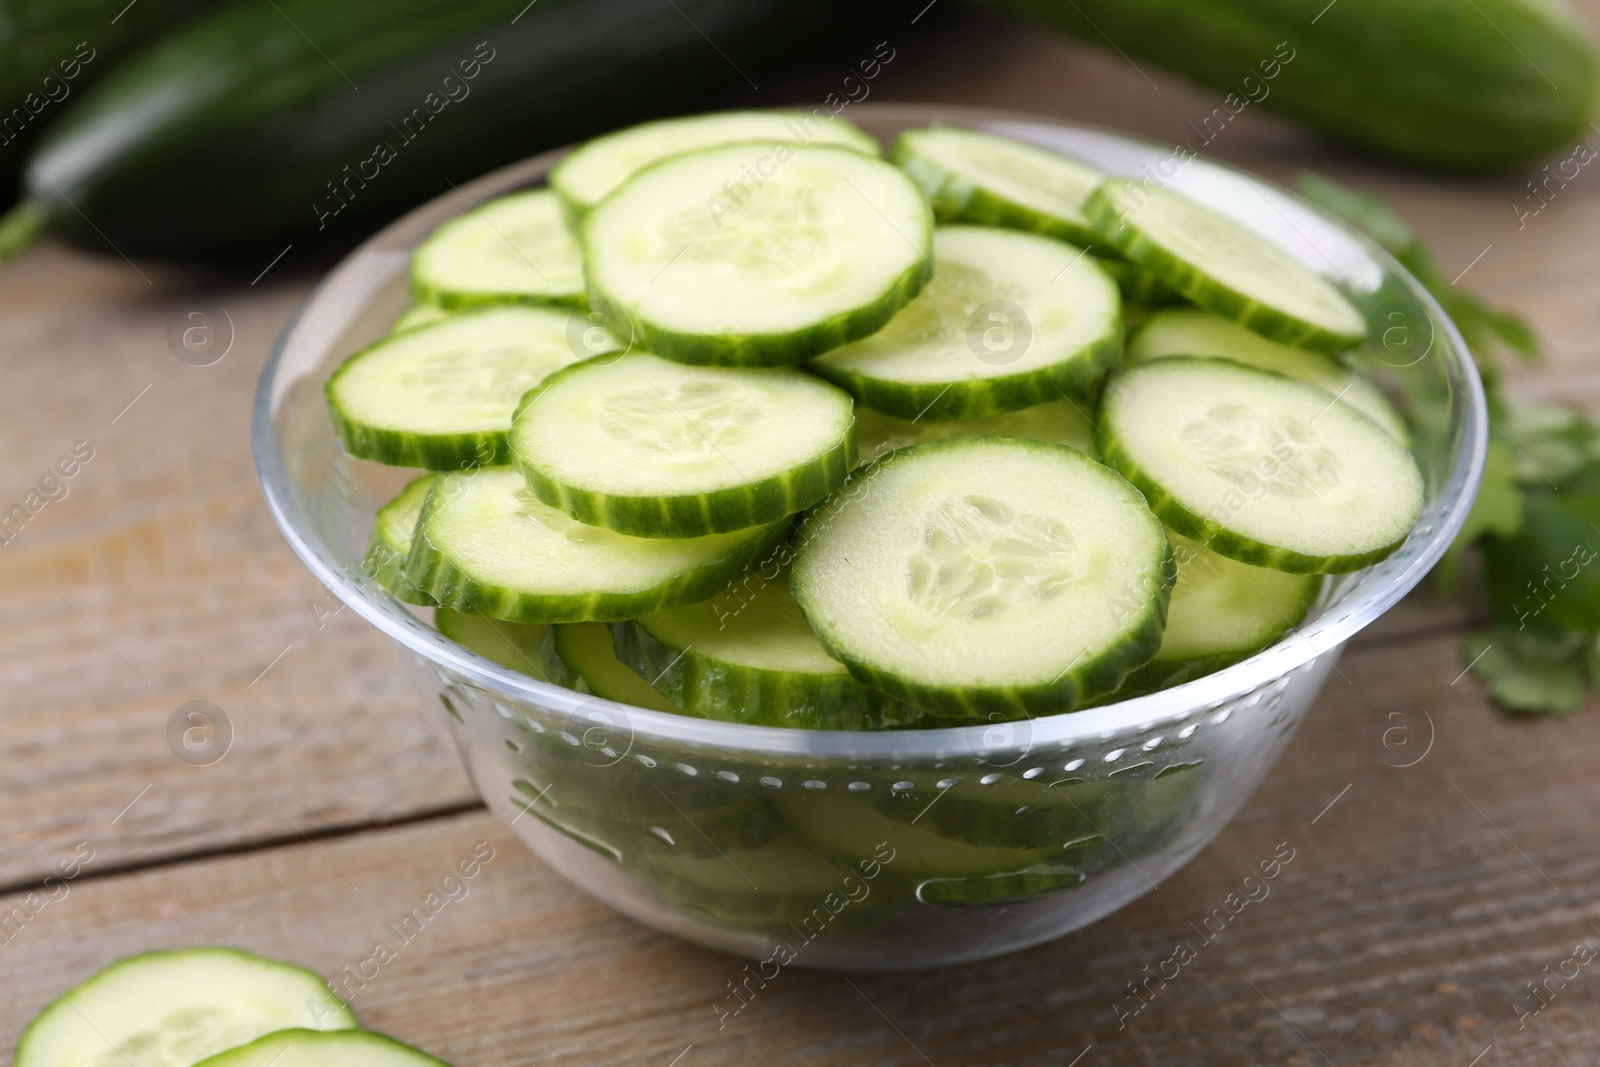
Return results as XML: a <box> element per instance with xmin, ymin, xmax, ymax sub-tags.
<box><xmin>1101</xmin><ymin>357</ymin><xmax>1424</xmax><ymax>573</ymax></box>
<box><xmin>411</xmin><ymin>188</ymin><xmax>584</xmax><ymax>308</ymax></box>
<box><xmin>791</xmin><ymin>436</ymin><xmax>1170</xmax><ymax>716</ymax></box>
<box><xmin>510</xmin><ymin>352</ymin><xmax>854</xmax><ymax>535</ymax></box>
<box><xmin>552</xmin><ymin>109</ymin><xmax>879</xmax><ymax>213</ymax></box>
<box><xmin>14</xmin><ymin>948</ymin><xmax>356</xmax><ymax>1067</ymax></box>
<box><xmin>553</xmin><ymin>621</ymin><xmax>686</xmax><ymax>714</ymax></box>
<box><xmin>1085</xmin><ymin>179</ymin><xmax>1367</xmax><ymax>354</ymax></box>
<box><xmin>326</xmin><ymin>306</ymin><xmax>608</xmax><ymax>469</ymax></box>
<box><xmin>407</xmin><ymin>467</ymin><xmax>787</xmax><ymax>622</ymax></box>
<box><xmin>1128</xmin><ymin>308</ymin><xmax>1406</xmax><ymax>440</ymax></box>
<box><xmin>583</xmin><ymin>142</ymin><xmax>932</xmax><ymax>365</ymax></box>
<box><xmin>809</xmin><ymin>226</ymin><xmax>1121</xmax><ymax>420</ymax></box>
<box><xmin>893</xmin><ymin>125</ymin><xmax>1107</xmax><ymax>247</ymax></box>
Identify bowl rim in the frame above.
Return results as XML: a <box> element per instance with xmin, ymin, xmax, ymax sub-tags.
<box><xmin>252</xmin><ymin>102</ymin><xmax>1486</xmax><ymax>759</ymax></box>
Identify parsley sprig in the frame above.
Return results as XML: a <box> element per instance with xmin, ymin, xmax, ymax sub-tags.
<box><xmin>1299</xmin><ymin>174</ymin><xmax>1600</xmax><ymax>715</ymax></box>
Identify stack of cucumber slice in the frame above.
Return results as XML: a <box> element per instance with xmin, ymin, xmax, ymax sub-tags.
<box><xmin>336</xmin><ymin>111</ymin><xmax>1424</xmax><ymax>729</ymax></box>
<box><xmin>15</xmin><ymin>947</ymin><xmax>451</xmax><ymax>1067</ymax></box>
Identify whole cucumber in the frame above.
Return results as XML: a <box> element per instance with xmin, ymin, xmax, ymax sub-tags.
<box><xmin>0</xmin><ymin>0</ymin><xmax>216</xmax><ymax>187</ymax></box>
<box><xmin>971</xmin><ymin>0</ymin><xmax>1598</xmax><ymax>170</ymax></box>
<box><xmin>12</xmin><ymin>0</ymin><xmax>917</xmax><ymax>261</ymax></box>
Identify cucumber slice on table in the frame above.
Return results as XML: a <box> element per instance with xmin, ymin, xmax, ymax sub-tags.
<box><xmin>552</xmin><ymin>621</ymin><xmax>686</xmax><ymax>713</ymax></box>
<box><xmin>510</xmin><ymin>352</ymin><xmax>855</xmax><ymax>537</ymax></box>
<box><xmin>1084</xmin><ymin>178</ymin><xmax>1368</xmax><ymax>354</ymax></box>
<box><xmin>611</xmin><ymin>565</ymin><xmax>923</xmax><ymax>729</ymax></box>
<box><xmin>891</xmin><ymin>125</ymin><xmax>1108</xmax><ymax>249</ymax></box>
<box><xmin>366</xmin><ymin>474</ymin><xmax>437</xmax><ymax>605</ymax></box>
<box><xmin>854</xmin><ymin>398</ymin><xmax>1098</xmax><ymax>464</ymax></box>
<box><xmin>1119</xmin><ymin>533</ymin><xmax>1320</xmax><ymax>693</ymax></box>
<box><xmin>193</xmin><ymin>1029</ymin><xmax>448</xmax><ymax>1067</ymax></box>
<box><xmin>435</xmin><ymin>606</ymin><xmax>559</xmax><ymax>682</ymax></box>
<box><xmin>583</xmin><ymin>142</ymin><xmax>932</xmax><ymax>366</ymax></box>
<box><xmin>15</xmin><ymin>947</ymin><xmax>356</xmax><ymax>1067</ymax></box>
<box><xmin>1099</xmin><ymin>357</ymin><xmax>1424</xmax><ymax>574</ymax></box>
<box><xmin>551</xmin><ymin>109</ymin><xmax>879</xmax><ymax>215</ymax></box>
<box><xmin>809</xmin><ymin>226</ymin><xmax>1122</xmax><ymax>421</ymax></box>
<box><xmin>327</xmin><ymin>306</ymin><xmax>611</xmax><ymax>469</ymax></box>
<box><xmin>791</xmin><ymin>436</ymin><xmax>1172</xmax><ymax>718</ymax></box>
<box><xmin>1128</xmin><ymin>307</ymin><xmax>1407</xmax><ymax>440</ymax></box>
<box><xmin>411</xmin><ymin>189</ymin><xmax>584</xmax><ymax>309</ymax></box>
<box><xmin>406</xmin><ymin>467</ymin><xmax>788</xmax><ymax>623</ymax></box>
<box><xmin>388</xmin><ymin>303</ymin><xmax>450</xmax><ymax>335</ymax></box>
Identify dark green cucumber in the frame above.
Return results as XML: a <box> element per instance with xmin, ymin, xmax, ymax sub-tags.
<box><xmin>0</xmin><ymin>0</ymin><xmax>213</xmax><ymax>190</ymax></box>
<box><xmin>12</xmin><ymin>0</ymin><xmax>925</xmax><ymax>261</ymax></box>
<box><xmin>970</xmin><ymin>0</ymin><xmax>1597</xmax><ymax>171</ymax></box>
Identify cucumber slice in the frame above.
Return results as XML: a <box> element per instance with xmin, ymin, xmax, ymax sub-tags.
<box><xmin>1127</xmin><ymin>307</ymin><xmax>1407</xmax><ymax>441</ymax></box>
<box><xmin>192</xmin><ymin>1029</ymin><xmax>448</xmax><ymax>1067</ymax></box>
<box><xmin>809</xmin><ymin>226</ymin><xmax>1121</xmax><ymax>421</ymax></box>
<box><xmin>891</xmin><ymin>126</ymin><xmax>1107</xmax><ymax>250</ymax></box>
<box><xmin>778</xmin><ymin>792</ymin><xmax>1063</xmax><ymax>878</ymax></box>
<box><xmin>854</xmin><ymin>398</ymin><xmax>1098</xmax><ymax>465</ymax></box>
<box><xmin>583</xmin><ymin>142</ymin><xmax>932</xmax><ymax>366</ymax></box>
<box><xmin>15</xmin><ymin>947</ymin><xmax>356</xmax><ymax>1067</ymax></box>
<box><xmin>552</xmin><ymin>621</ymin><xmax>686</xmax><ymax>713</ymax></box>
<box><xmin>435</xmin><ymin>606</ymin><xmax>560</xmax><ymax>682</ymax></box>
<box><xmin>326</xmin><ymin>306</ymin><xmax>610</xmax><ymax>469</ymax></box>
<box><xmin>916</xmin><ymin>864</ymin><xmax>1088</xmax><ymax>907</ymax></box>
<box><xmin>388</xmin><ymin>303</ymin><xmax>450</xmax><ymax>335</ymax></box>
<box><xmin>406</xmin><ymin>467</ymin><xmax>788</xmax><ymax>623</ymax></box>
<box><xmin>510</xmin><ymin>352</ymin><xmax>855</xmax><ymax>537</ymax></box>
<box><xmin>1084</xmin><ymin>178</ymin><xmax>1367</xmax><ymax>354</ymax></box>
<box><xmin>1095</xmin><ymin>257</ymin><xmax>1182</xmax><ymax>307</ymax></box>
<box><xmin>1120</xmin><ymin>532</ymin><xmax>1319</xmax><ymax>693</ymax></box>
<box><xmin>1099</xmin><ymin>357</ymin><xmax>1424</xmax><ymax>574</ymax></box>
<box><xmin>411</xmin><ymin>189</ymin><xmax>584</xmax><ymax>310</ymax></box>
<box><xmin>551</xmin><ymin>109</ymin><xmax>879</xmax><ymax>215</ymax></box>
<box><xmin>366</xmin><ymin>475</ymin><xmax>437</xmax><ymax>605</ymax></box>
<box><xmin>791</xmin><ymin>436</ymin><xmax>1171</xmax><ymax>717</ymax></box>
<box><xmin>611</xmin><ymin>565</ymin><xmax>923</xmax><ymax>729</ymax></box>
<box><xmin>635</xmin><ymin>834</ymin><xmax>871</xmax><ymax>930</ymax></box>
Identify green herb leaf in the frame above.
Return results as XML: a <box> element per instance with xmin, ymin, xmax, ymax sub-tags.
<box><xmin>1481</xmin><ymin>489</ymin><xmax>1600</xmax><ymax>635</ymax></box>
<box><xmin>1435</xmin><ymin>439</ymin><xmax>1522</xmax><ymax>593</ymax></box>
<box><xmin>1497</xmin><ymin>397</ymin><xmax>1600</xmax><ymax>487</ymax></box>
<box><xmin>1300</xmin><ymin>171</ymin><xmax>1596</xmax><ymax>718</ymax></box>
<box><xmin>1463</xmin><ymin>628</ymin><xmax>1590</xmax><ymax>715</ymax></box>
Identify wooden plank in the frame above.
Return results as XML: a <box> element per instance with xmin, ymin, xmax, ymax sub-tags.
<box><xmin>0</xmin><ymin>247</ymin><xmax>478</xmax><ymax>889</ymax></box>
<box><xmin>2</xmin><ymin>0</ymin><xmax>1595</xmax><ymax>910</ymax></box>
<box><xmin>3</xmin><ymin>630</ymin><xmax>1597</xmax><ymax>1067</ymax></box>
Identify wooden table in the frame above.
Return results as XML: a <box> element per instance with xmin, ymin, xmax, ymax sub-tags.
<box><xmin>4</xmin><ymin>10</ymin><xmax>1600</xmax><ymax>1065</ymax></box>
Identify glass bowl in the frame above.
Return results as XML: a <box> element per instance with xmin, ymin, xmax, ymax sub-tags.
<box><xmin>253</xmin><ymin>104</ymin><xmax>1485</xmax><ymax>970</ymax></box>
